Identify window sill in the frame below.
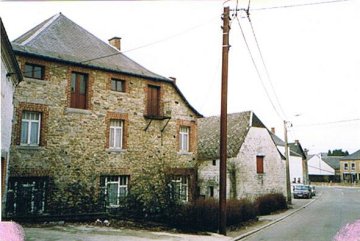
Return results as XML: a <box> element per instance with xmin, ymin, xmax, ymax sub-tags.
<box><xmin>65</xmin><ymin>108</ymin><xmax>91</xmax><ymax>115</ymax></box>
<box><xmin>107</xmin><ymin>148</ymin><xmax>127</xmax><ymax>153</ymax></box>
<box><xmin>16</xmin><ymin>145</ymin><xmax>43</xmax><ymax>150</ymax></box>
<box><xmin>24</xmin><ymin>77</ymin><xmax>46</xmax><ymax>84</ymax></box>
<box><xmin>177</xmin><ymin>151</ymin><xmax>193</xmax><ymax>155</ymax></box>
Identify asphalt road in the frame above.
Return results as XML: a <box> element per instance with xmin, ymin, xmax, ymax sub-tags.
<box><xmin>242</xmin><ymin>186</ymin><xmax>360</xmax><ymax>241</ymax></box>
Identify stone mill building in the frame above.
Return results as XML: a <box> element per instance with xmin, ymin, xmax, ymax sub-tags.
<box><xmin>7</xmin><ymin>13</ymin><xmax>202</xmax><ymax>217</ymax></box>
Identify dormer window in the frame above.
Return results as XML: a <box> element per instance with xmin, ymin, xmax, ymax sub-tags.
<box><xmin>24</xmin><ymin>63</ymin><xmax>45</xmax><ymax>80</ymax></box>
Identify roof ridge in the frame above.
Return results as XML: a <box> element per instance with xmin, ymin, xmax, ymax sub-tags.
<box><xmin>20</xmin><ymin>13</ymin><xmax>61</xmax><ymax>45</ymax></box>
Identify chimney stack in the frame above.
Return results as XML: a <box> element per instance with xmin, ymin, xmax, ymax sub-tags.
<box><xmin>109</xmin><ymin>37</ymin><xmax>121</xmax><ymax>51</ymax></box>
<box><xmin>271</xmin><ymin>127</ymin><xmax>275</xmax><ymax>134</ymax></box>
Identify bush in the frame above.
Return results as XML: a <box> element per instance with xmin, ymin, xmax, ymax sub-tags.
<box><xmin>254</xmin><ymin>193</ymin><xmax>287</xmax><ymax>215</ymax></box>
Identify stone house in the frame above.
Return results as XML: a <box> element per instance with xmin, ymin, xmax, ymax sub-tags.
<box><xmin>1</xmin><ymin>18</ymin><xmax>23</xmax><ymax>218</ymax></box>
<box><xmin>339</xmin><ymin>149</ymin><xmax>360</xmax><ymax>183</ymax></box>
<box><xmin>7</xmin><ymin>13</ymin><xmax>202</xmax><ymax>217</ymax></box>
<box><xmin>270</xmin><ymin>129</ymin><xmax>309</xmax><ymax>185</ymax></box>
<box><xmin>197</xmin><ymin>111</ymin><xmax>286</xmax><ymax>200</ymax></box>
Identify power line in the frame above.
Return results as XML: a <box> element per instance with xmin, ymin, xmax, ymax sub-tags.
<box><xmin>235</xmin><ymin>15</ymin><xmax>284</xmax><ymax>120</ymax></box>
<box><xmin>251</xmin><ymin>0</ymin><xmax>351</xmax><ymax>11</ymax></box>
<box><xmin>245</xmin><ymin>10</ymin><xmax>288</xmax><ymax>119</ymax></box>
<box><xmin>293</xmin><ymin>118</ymin><xmax>360</xmax><ymax>128</ymax></box>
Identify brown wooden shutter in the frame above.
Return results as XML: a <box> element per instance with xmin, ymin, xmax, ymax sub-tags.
<box><xmin>147</xmin><ymin>85</ymin><xmax>160</xmax><ymax>117</ymax></box>
<box><xmin>70</xmin><ymin>72</ymin><xmax>88</xmax><ymax>109</ymax></box>
<box><xmin>256</xmin><ymin>156</ymin><xmax>264</xmax><ymax>174</ymax></box>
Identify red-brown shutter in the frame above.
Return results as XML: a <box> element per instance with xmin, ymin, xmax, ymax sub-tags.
<box><xmin>147</xmin><ymin>85</ymin><xmax>160</xmax><ymax>117</ymax></box>
<box><xmin>70</xmin><ymin>72</ymin><xmax>87</xmax><ymax>109</ymax></box>
<box><xmin>256</xmin><ymin>156</ymin><xmax>264</xmax><ymax>174</ymax></box>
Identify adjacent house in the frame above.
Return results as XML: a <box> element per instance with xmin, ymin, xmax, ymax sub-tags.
<box><xmin>197</xmin><ymin>111</ymin><xmax>286</xmax><ymax>200</ymax></box>
<box><xmin>1</xmin><ymin>18</ymin><xmax>23</xmax><ymax>218</ymax></box>
<box><xmin>7</xmin><ymin>13</ymin><xmax>202</xmax><ymax>217</ymax></box>
<box><xmin>339</xmin><ymin>150</ymin><xmax>360</xmax><ymax>183</ymax></box>
<box><xmin>270</xmin><ymin>129</ymin><xmax>309</xmax><ymax>184</ymax></box>
<box><xmin>321</xmin><ymin>153</ymin><xmax>342</xmax><ymax>182</ymax></box>
<box><xmin>307</xmin><ymin>154</ymin><xmax>335</xmax><ymax>182</ymax></box>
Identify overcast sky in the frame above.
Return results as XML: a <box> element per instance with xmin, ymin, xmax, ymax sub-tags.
<box><xmin>1</xmin><ymin>0</ymin><xmax>359</xmax><ymax>154</ymax></box>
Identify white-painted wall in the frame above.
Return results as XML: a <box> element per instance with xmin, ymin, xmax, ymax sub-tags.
<box><xmin>198</xmin><ymin>127</ymin><xmax>287</xmax><ymax>200</ymax></box>
<box><xmin>1</xmin><ymin>60</ymin><xmax>15</xmax><ymax>155</ymax></box>
<box><xmin>289</xmin><ymin>155</ymin><xmax>304</xmax><ymax>183</ymax></box>
<box><xmin>308</xmin><ymin>154</ymin><xmax>335</xmax><ymax>175</ymax></box>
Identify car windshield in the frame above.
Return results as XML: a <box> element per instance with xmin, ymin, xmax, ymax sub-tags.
<box><xmin>295</xmin><ymin>185</ymin><xmax>308</xmax><ymax>190</ymax></box>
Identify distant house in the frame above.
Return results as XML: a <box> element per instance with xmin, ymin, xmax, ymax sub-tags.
<box><xmin>321</xmin><ymin>153</ymin><xmax>342</xmax><ymax>182</ymax></box>
<box><xmin>197</xmin><ymin>111</ymin><xmax>286</xmax><ymax>200</ymax></box>
<box><xmin>339</xmin><ymin>150</ymin><xmax>360</xmax><ymax>183</ymax></box>
<box><xmin>1</xmin><ymin>18</ymin><xmax>23</xmax><ymax>218</ymax></box>
<box><xmin>270</xmin><ymin>129</ymin><xmax>309</xmax><ymax>184</ymax></box>
<box><xmin>307</xmin><ymin>154</ymin><xmax>335</xmax><ymax>182</ymax></box>
<box><xmin>7</xmin><ymin>13</ymin><xmax>202</xmax><ymax>217</ymax></box>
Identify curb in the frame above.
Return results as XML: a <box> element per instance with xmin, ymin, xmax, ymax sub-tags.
<box><xmin>231</xmin><ymin>197</ymin><xmax>318</xmax><ymax>241</ymax></box>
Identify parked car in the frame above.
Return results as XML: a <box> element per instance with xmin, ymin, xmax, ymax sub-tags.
<box><xmin>308</xmin><ymin>185</ymin><xmax>316</xmax><ymax>197</ymax></box>
<box><xmin>293</xmin><ymin>185</ymin><xmax>312</xmax><ymax>199</ymax></box>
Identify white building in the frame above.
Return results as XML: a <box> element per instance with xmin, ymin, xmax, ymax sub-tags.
<box><xmin>198</xmin><ymin>111</ymin><xmax>286</xmax><ymax>200</ymax></box>
<box><xmin>307</xmin><ymin>154</ymin><xmax>335</xmax><ymax>180</ymax></box>
<box><xmin>1</xmin><ymin>18</ymin><xmax>22</xmax><ymax>218</ymax></box>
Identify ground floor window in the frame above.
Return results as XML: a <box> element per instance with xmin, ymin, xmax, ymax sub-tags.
<box><xmin>171</xmin><ymin>175</ymin><xmax>189</xmax><ymax>202</ymax></box>
<box><xmin>6</xmin><ymin>177</ymin><xmax>48</xmax><ymax>216</ymax></box>
<box><xmin>100</xmin><ymin>175</ymin><xmax>129</xmax><ymax>207</ymax></box>
<box><xmin>343</xmin><ymin>173</ymin><xmax>358</xmax><ymax>183</ymax></box>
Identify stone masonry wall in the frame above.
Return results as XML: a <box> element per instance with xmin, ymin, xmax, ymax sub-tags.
<box><xmin>9</xmin><ymin>55</ymin><xmax>199</xmax><ymax>215</ymax></box>
<box><xmin>198</xmin><ymin>127</ymin><xmax>286</xmax><ymax>201</ymax></box>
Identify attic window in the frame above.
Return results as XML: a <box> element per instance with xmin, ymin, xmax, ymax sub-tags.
<box><xmin>24</xmin><ymin>63</ymin><xmax>45</xmax><ymax>80</ymax></box>
<box><xmin>111</xmin><ymin>78</ymin><xmax>125</xmax><ymax>92</ymax></box>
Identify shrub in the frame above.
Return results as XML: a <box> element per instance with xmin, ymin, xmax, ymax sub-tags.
<box><xmin>254</xmin><ymin>193</ymin><xmax>287</xmax><ymax>215</ymax></box>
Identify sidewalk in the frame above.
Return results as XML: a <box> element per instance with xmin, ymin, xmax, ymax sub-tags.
<box><xmin>228</xmin><ymin>196</ymin><xmax>318</xmax><ymax>240</ymax></box>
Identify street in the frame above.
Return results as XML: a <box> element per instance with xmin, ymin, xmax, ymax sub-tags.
<box><xmin>241</xmin><ymin>186</ymin><xmax>360</xmax><ymax>241</ymax></box>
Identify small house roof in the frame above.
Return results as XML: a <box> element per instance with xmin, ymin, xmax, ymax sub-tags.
<box><xmin>321</xmin><ymin>153</ymin><xmax>341</xmax><ymax>170</ymax></box>
<box><xmin>198</xmin><ymin>111</ymin><xmax>266</xmax><ymax>160</ymax></box>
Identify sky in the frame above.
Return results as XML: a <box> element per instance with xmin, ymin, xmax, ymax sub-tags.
<box><xmin>1</xmin><ymin>0</ymin><xmax>359</xmax><ymax>154</ymax></box>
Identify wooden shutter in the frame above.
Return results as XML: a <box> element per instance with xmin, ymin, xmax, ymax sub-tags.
<box><xmin>147</xmin><ymin>85</ymin><xmax>160</xmax><ymax>117</ymax></box>
<box><xmin>70</xmin><ymin>72</ymin><xmax>88</xmax><ymax>109</ymax></box>
<box><xmin>256</xmin><ymin>156</ymin><xmax>264</xmax><ymax>174</ymax></box>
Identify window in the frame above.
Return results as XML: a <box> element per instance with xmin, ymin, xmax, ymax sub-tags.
<box><xmin>208</xmin><ymin>186</ymin><xmax>214</xmax><ymax>198</ymax></box>
<box><xmin>344</xmin><ymin>163</ymin><xmax>348</xmax><ymax>171</ymax></box>
<box><xmin>24</xmin><ymin>63</ymin><xmax>44</xmax><ymax>79</ymax></box>
<box><xmin>147</xmin><ymin>85</ymin><xmax>160</xmax><ymax>117</ymax></box>
<box><xmin>7</xmin><ymin>177</ymin><xmax>48</xmax><ymax>216</ymax></box>
<box><xmin>256</xmin><ymin>156</ymin><xmax>264</xmax><ymax>174</ymax></box>
<box><xmin>70</xmin><ymin>72</ymin><xmax>88</xmax><ymax>109</ymax></box>
<box><xmin>21</xmin><ymin>111</ymin><xmax>41</xmax><ymax>146</ymax></box>
<box><xmin>351</xmin><ymin>163</ymin><xmax>355</xmax><ymax>171</ymax></box>
<box><xmin>212</xmin><ymin>160</ymin><xmax>217</xmax><ymax>166</ymax></box>
<box><xmin>109</xmin><ymin>120</ymin><xmax>123</xmax><ymax>149</ymax></box>
<box><xmin>101</xmin><ymin>176</ymin><xmax>129</xmax><ymax>207</ymax></box>
<box><xmin>171</xmin><ymin>175</ymin><xmax>189</xmax><ymax>202</ymax></box>
<box><xmin>111</xmin><ymin>79</ymin><xmax>125</xmax><ymax>92</ymax></box>
<box><xmin>179</xmin><ymin>126</ymin><xmax>190</xmax><ymax>152</ymax></box>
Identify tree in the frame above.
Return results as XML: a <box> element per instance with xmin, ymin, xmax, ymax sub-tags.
<box><xmin>327</xmin><ymin>149</ymin><xmax>349</xmax><ymax>156</ymax></box>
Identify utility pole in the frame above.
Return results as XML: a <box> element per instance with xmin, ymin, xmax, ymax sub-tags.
<box><xmin>284</xmin><ymin>120</ymin><xmax>292</xmax><ymax>204</ymax></box>
<box><xmin>219</xmin><ymin>6</ymin><xmax>230</xmax><ymax>236</ymax></box>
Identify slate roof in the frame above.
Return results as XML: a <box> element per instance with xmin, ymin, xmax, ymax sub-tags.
<box><xmin>289</xmin><ymin>142</ymin><xmax>307</xmax><ymax>159</ymax></box>
<box><xmin>12</xmin><ymin>13</ymin><xmax>202</xmax><ymax>117</ymax></box>
<box><xmin>340</xmin><ymin>149</ymin><xmax>360</xmax><ymax>161</ymax></box>
<box><xmin>321</xmin><ymin>153</ymin><xmax>341</xmax><ymax>170</ymax></box>
<box><xmin>271</xmin><ymin>133</ymin><xmax>285</xmax><ymax>146</ymax></box>
<box><xmin>1</xmin><ymin>18</ymin><xmax>22</xmax><ymax>83</ymax></box>
<box><xmin>198</xmin><ymin>111</ymin><xmax>267</xmax><ymax>160</ymax></box>
<box><xmin>12</xmin><ymin>13</ymin><xmax>167</xmax><ymax>81</ymax></box>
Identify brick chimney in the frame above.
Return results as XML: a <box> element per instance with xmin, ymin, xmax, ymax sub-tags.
<box><xmin>271</xmin><ymin>127</ymin><xmax>275</xmax><ymax>134</ymax></box>
<box><xmin>109</xmin><ymin>37</ymin><xmax>121</xmax><ymax>51</ymax></box>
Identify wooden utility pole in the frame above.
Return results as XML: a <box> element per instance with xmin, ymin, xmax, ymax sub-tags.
<box><xmin>284</xmin><ymin>120</ymin><xmax>292</xmax><ymax>204</ymax></box>
<box><xmin>219</xmin><ymin>6</ymin><xmax>230</xmax><ymax>235</ymax></box>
